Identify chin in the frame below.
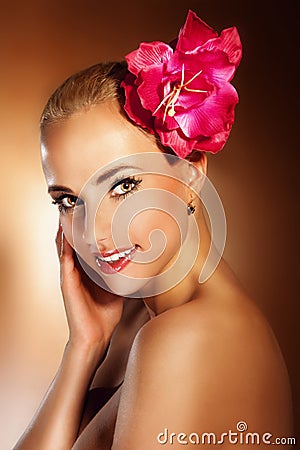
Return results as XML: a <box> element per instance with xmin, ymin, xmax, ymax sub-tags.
<box><xmin>76</xmin><ymin>253</ymin><xmax>156</xmax><ymax>298</ymax></box>
<box><xmin>101</xmin><ymin>274</ymin><xmax>153</xmax><ymax>298</ymax></box>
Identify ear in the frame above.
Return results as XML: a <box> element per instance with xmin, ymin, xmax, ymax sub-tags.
<box><xmin>186</xmin><ymin>152</ymin><xmax>207</xmax><ymax>191</ymax></box>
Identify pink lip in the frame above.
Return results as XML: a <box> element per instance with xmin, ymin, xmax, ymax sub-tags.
<box><xmin>99</xmin><ymin>247</ymin><xmax>130</xmax><ymax>258</ymax></box>
<box><xmin>95</xmin><ymin>246</ymin><xmax>137</xmax><ymax>275</ymax></box>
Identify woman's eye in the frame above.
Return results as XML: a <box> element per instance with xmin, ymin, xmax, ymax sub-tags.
<box><xmin>111</xmin><ymin>177</ymin><xmax>142</xmax><ymax>198</ymax></box>
<box><xmin>52</xmin><ymin>195</ymin><xmax>81</xmax><ymax>214</ymax></box>
<box><xmin>113</xmin><ymin>181</ymin><xmax>134</xmax><ymax>195</ymax></box>
<box><xmin>62</xmin><ymin>197</ymin><xmax>76</xmax><ymax>208</ymax></box>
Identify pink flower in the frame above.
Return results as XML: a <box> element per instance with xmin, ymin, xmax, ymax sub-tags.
<box><xmin>121</xmin><ymin>10</ymin><xmax>242</xmax><ymax>158</ymax></box>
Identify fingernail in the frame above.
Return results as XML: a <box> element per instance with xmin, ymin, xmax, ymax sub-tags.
<box><xmin>60</xmin><ymin>231</ymin><xmax>64</xmax><ymax>258</ymax></box>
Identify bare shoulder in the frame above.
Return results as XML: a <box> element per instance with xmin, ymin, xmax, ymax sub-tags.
<box><xmin>132</xmin><ymin>290</ymin><xmax>287</xmax><ymax>378</ymax></box>
<box><xmin>112</xmin><ymin>290</ymin><xmax>294</xmax><ymax>449</ymax></box>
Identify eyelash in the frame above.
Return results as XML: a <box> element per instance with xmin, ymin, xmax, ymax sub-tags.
<box><xmin>52</xmin><ymin>195</ymin><xmax>81</xmax><ymax>214</ymax></box>
<box><xmin>52</xmin><ymin>176</ymin><xmax>142</xmax><ymax>213</ymax></box>
<box><xmin>110</xmin><ymin>176</ymin><xmax>142</xmax><ymax>201</ymax></box>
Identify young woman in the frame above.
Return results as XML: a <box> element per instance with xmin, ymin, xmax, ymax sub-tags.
<box><xmin>15</xmin><ymin>11</ymin><xmax>293</xmax><ymax>450</ymax></box>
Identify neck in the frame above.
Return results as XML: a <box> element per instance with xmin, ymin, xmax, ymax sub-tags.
<box><xmin>142</xmin><ymin>207</ymin><xmax>221</xmax><ymax>317</ymax></box>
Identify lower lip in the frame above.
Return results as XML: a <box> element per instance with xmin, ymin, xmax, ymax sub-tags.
<box><xmin>95</xmin><ymin>248</ymin><xmax>136</xmax><ymax>274</ymax></box>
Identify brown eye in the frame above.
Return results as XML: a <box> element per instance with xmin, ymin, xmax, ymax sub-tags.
<box><xmin>113</xmin><ymin>181</ymin><xmax>135</xmax><ymax>195</ymax></box>
<box><xmin>52</xmin><ymin>195</ymin><xmax>81</xmax><ymax>214</ymax></box>
<box><xmin>62</xmin><ymin>196</ymin><xmax>76</xmax><ymax>208</ymax></box>
<box><xmin>111</xmin><ymin>177</ymin><xmax>142</xmax><ymax>198</ymax></box>
<box><xmin>120</xmin><ymin>181</ymin><xmax>133</xmax><ymax>193</ymax></box>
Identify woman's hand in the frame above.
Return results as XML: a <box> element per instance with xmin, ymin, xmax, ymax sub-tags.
<box><xmin>56</xmin><ymin>224</ymin><xmax>124</xmax><ymax>354</ymax></box>
<box><xmin>14</xmin><ymin>226</ymin><xmax>125</xmax><ymax>450</ymax></box>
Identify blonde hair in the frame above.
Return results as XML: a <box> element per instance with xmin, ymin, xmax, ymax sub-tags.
<box><xmin>40</xmin><ymin>60</ymin><xmax>204</xmax><ymax>162</ymax></box>
<box><xmin>40</xmin><ymin>61</ymin><xmax>127</xmax><ymax>134</ymax></box>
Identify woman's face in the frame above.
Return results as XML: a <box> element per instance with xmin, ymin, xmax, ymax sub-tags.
<box><xmin>41</xmin><ymin>101</ymin><xmax>199</xmax><ymax>296</ymax></box>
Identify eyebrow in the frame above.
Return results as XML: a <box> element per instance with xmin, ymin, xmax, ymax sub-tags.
<box><xmin>47</xmin><ymin>165</ymin><xmax>143</xmax><ymax>194</ymax></box>
<box><xmin>94</xmin><ymin>165</ymin><xmax>143</xmax><ymax>185</ymax></box>
<box><xmin>48</xmin><ymin>185</ymin><xmax>74</xmax><ymax>194</ymax></box>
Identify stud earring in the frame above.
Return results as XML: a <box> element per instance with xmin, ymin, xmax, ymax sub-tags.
<box><xmin>187</xmin><ymin>200</ymin><xmax>196</xmax><ymax>215</ymax></box>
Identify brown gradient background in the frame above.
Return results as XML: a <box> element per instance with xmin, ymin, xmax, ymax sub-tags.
<box><xmin>0</xmin><ymin>0</ymin><xmax>299</xmax><ymax>447</ymax></box>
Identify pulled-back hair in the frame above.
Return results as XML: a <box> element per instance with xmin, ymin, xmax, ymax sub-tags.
<box><xmin>40</xmin><ymin>60</ymin><xmax>203</xmax><ymax>162</ymax></box>
<box><xmin>40</xmin><ymin>61</ymin><xmax>127</xmax><ymax>134</ymax></box>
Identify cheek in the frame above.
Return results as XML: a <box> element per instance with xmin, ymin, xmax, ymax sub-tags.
<box><xmin>129</xmin><ymin>210</ymin><xmax>181</xmax><ymax>252</ymax></box>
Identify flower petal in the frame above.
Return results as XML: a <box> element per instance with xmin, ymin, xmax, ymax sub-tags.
<box><xmin>136</xmin><ymin>65</ymin><xmax>164</xmax><ymax>111</ymax></box>
<box><xmin>126</xmin><ymin>42</ymin><xmax>173</xmax><ymax>76</ymax></box>
<box><xmin>121</xmin><ymin>74</ymin><xmax>154</xmax><ymax>130</ymax></box>
<box><xmin>186</xmin><ymin>27</ymin><xmax>242</xmax><ymax>68</ymax></box>
<box><xmin>172</xmin><ymin>49</ymin><xmax>236</xmax><ymax>87</ymax></box>
<box><xmin>197</xmin><ymin>50</ymin><xmax>236</xmax><ymax>85</ymax></box>
<box><xmin>156</xmin><ymin>125</ymin><xmax>196</xmax><ymax>158</ymax></box>
<box><xmin>155</xmin><ymin>112</ymin><xmax>180</xmax><ymax>131</ymax></box>
<box><xmin>194</xmin><ymin>129</ymin><xmax>231</xmax><ymax>152</ymax></box>
<box><xmin>176</xmin><ymin>10</ymin><xmax>218</xmax><ymax>53</ymax></box>
<box><xmin>218</xmin><ymin>27</ymin><xmax>242</xmax><ymax>67</ymax></box>
<box><xmin>175</xmin><ymin>83</ymin><xmax>238</xmax><ymax>138</ymax></box>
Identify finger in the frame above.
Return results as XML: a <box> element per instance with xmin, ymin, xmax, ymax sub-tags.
<box><xmin>59</xmin><ymin>235</ymin><xmax>74</xmax><ymax>288</ymax></box>
<box><xmin>55</xmin><ymin>225</ymin><xmax>74</xmax><ymax>270</ymax></box>
<box><xmin>61</xmin><ymin>233</ymin><xmax>74</xmax><ymax>260</ymax></box>
<box><xmin>55</xmin><ymin>223</ymin><xmax>63</xmax><ymax>258</ymax></box>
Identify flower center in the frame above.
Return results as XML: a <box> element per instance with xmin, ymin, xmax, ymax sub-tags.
<box><xmin>153</xmin><ymin>64</ymin><xmax>207</xmax><ymax>122</ymax></box>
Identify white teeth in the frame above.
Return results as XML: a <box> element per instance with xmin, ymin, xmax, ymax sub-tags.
<box><xmin>97</xmin><ymin>246</ymin><xmax>135</xmax><ymax>263</ymax></box>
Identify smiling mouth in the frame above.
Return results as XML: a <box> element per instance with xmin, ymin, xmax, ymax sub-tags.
<box><xmin>95</xmin><ymin>245</ymin><xmax>137</xmax><ymax>274</ymax></box>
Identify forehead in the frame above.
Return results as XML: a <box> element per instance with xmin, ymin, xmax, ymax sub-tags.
<box><xmin>41</xmin><ymin>101</ymin><xmax>161</xmax><ymax>190</ymax></box>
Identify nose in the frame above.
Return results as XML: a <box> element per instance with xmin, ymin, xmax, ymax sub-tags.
<box><xmin>82</xmin><ymin>217</ymin><xmax>95</xmax><ymax>246</ymax></box>
<box><xmin>82</xmin><ymin>202</ymin><xmax>112</xmax><ymax>249</ymax></box>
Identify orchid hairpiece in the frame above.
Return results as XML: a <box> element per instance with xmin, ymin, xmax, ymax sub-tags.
<box><xmin>121</xmin><ymin>10</ymin><xmax>242</xmax><ymax>158</ymax></box>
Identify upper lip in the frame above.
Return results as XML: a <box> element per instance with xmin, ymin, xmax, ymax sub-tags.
<box><xmin>99</xmin><ymin>246</ymin><xmax>135</xmax><ymax>258</ymax></box>
<box><xmin>93</xmin><ymin>245</ymin><xmax>136</xmax><ymax>260</ymax></box>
